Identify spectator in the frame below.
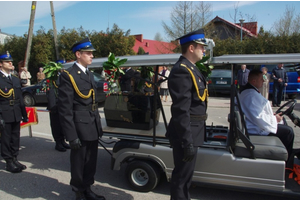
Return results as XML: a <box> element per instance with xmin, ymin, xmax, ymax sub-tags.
<box><xmin>259</xmin><ymin>67</ymin><xmax>271</xmax><ymax>99</ymax></box>
<box><xmin>0</xmin><ymin>51</ymin><xmax>28</xmax><ymax>173</ymax></box>
<box><xmin>158</xmin><ymin>66</ymin><xmax>170</xmax><ymax>102</ymax></box>
<box><xmin>237</xmin><ymin>64</ymin><xmax>250</xmax><ymax>91</ymax></box>
<box><xmin>37</xmin><ymin>67</ymin><xmax>45</xmax><ymax>83</ymax></box>
<box><xmin>20</xmin><ymin>66</ymin><xmax>32</xmax><ymax>87</ymax></box>
<box><xmin>11</xmin><ymin>65</ymin><xmax>18</xmax><ymax>76</ymax></box>
<box><xmin>272</xmin><ymin>63</ymin><xmax>288</xmax><ymax>107</ymax></box>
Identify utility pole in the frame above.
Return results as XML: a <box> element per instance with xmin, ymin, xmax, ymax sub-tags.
<box><xmin>50</xmin><ymin>1</ymin><xmax>60</xmax><ymax>61</ymax></box>
<box><xmin>24</xmin><ymin>1</ymin><xmax>36</xmax><ymax>71</ymax></box>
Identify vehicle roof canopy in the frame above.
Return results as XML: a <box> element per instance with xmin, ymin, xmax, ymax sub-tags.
<box><xmin>210</xmin><ymin>53</ymin><xmax>300</xmax><ymax>66</ymax></box>
<box><xmin>63</xmin><ymin>53</ymin><xmax>300</xmax><ymax>69</ymax></box>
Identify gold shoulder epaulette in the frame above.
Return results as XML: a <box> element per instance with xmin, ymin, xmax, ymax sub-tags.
<box><xmin>62</xmin><ymin>69</ymin><xmax>95</xmax><ymax>103</ymax></box>
<box><xmin>11</xmin><ymin>74</ymin><xmax>18</xmax><ymax>78</ymax></box>
<box><xmin>180</xmin><ymin>63</ymin><xmax>187</xmax><ymax>67</ymax></box>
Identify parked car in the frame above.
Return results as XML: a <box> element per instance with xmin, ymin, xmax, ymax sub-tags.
<box><xmin>207</xmin><ymin>69</ymin><xmax>237</xmax><ymax>95</ymax></box>
<box><xmin>21</xmin><ymin>71</ymin><xmax>109</xmax><ymax>106</ymax></box>
<box><xmin>262</xmin><ymin>64</ymin><xmax>300</xmax><ymax>99</ymax></box>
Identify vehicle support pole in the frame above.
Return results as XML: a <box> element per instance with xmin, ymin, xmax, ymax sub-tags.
<box><xmin>152</xmin><ymin>66</ymin><xmax>160</xmax><ymax>147</ymax></box>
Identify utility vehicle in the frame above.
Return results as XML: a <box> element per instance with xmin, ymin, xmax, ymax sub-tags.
<box><xmin>64</xmin><ymin>53</ymin><xmax>300</xmax><ymax>198</ymax></box>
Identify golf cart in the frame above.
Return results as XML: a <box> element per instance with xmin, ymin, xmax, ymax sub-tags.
<box><xmin>66</xmin><ymin>53</ymin><xmax>300</xmax><ymax>198</ymax></box>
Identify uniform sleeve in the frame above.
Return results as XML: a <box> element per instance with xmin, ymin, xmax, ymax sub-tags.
<box><xmin>168</xmin><ymin>66</ymin><xmax>193</xmax><ymax>147</ymax></box>
<box><xmin>57</xmin><ymin>71</ymin><xmax>77</xmax><ymax>141</ymax></box>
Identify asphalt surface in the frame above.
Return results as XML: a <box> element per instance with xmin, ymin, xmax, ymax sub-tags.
<box><xmin>0</xmin><ymin>95</ymin><xmax>299</xmax><ymax>200</ymax></box>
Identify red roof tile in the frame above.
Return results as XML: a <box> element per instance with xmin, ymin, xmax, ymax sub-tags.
<box><xmin>132</xmin><ymin>34</ymin><xmax>177</xmax><ymax>55</ymax></box>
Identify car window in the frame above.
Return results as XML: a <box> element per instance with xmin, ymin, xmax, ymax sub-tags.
<box><xmin>92</xmin><ymin>72</ymin><xmax>105</xmax><ymax>82</ymax></box>
<box><xmin>211</xmin><ymin>70</ymin><xmax>231</xmax><ymax>77</ymax></box>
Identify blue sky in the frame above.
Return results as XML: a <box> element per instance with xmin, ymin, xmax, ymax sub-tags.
<box><xmin>0</xmin><ymin>1</ymin><xmax>299</xmax><ymax>41</ymax></box>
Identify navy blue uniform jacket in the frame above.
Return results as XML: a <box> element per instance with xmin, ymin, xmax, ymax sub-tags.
<box><xmin>58</xmin><ymin>64</ymin><xmax>102</xmax><ymax>142</ymax></box>
<box><xmin>0</xmin><ymin>73</ymin><xmax>27</xmax><ymax>122</ymax></box>
<box><xmin>166</xmin><ymin>56</ymin><xmax>207</xmax><ymax>148</ymax></box>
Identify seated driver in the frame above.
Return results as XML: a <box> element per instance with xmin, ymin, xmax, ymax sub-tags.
<box><xmin>239</xmin><ymin>69</ymin><xmax>294</xmax><ymax>161</ymax></box>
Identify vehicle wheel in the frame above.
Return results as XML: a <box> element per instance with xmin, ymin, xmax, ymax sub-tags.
<box><xmin>23</xmin><ymin>94</ymin><xmax>35</xmax><ymax>106</ymax></box>
<box><xmin>125</xmin><ymin>160</ymin><xmax>161</xmax><ymax>192</ymax></box>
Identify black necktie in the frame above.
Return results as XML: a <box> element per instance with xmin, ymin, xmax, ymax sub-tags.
<box><xmin>8</xmin><ymin>75</ymin><xmax>11</xmax><ymax>81</ymax></box>
<box><xmin>86</xmin><ymin>69</ymin><xmax>89</xmax><ymax>76</ymax></box>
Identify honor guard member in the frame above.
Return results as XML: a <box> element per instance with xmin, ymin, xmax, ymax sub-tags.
<box><xmin>46</xmin><ymin>62</ymin><xmax>70</xmax><ymax>152</ymax></box>
<box><xmin>166</xmin><ymin>29</ymin><xmax>208</xmax><ymax>200</ymax></box>
<box><xmin>0</xmin><ymin>52</ymin><xmax>28</xmax><ymax>173</ymax></box>
<box><xmin>58</xmin><ymin>38</ymin><xmax>105</xmax><ymax>200</ymax></box>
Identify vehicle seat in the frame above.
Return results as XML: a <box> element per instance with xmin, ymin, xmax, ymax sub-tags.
<box><xmin>233</xmin><ymin>109</ymin><xmax>288</xmax><ymax>161</ymax></box>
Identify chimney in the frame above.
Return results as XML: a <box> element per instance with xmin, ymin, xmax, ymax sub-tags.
<box><xmin>145</xmin><ymin>42</ymin><xmax>149</xmax><ymax>47</ymax></box>
<box><xmin>134</xmin><ymin>34</ymin><xmax>143</xmax><ymax>42</ymax></box>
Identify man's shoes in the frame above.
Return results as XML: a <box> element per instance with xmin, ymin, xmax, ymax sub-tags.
<box><xmin>61</xmin><ymin>140</ymin><xmax>71</xmax><ymax>149</ymax></box>
<box><xmin>84</xmin><ymin>187</ymin><xmax>106</xmax><ymax>200</ymax></box>
<box><xmin>272</xmin><ymin>104</ymin><xmax>277</xmax><ymax>107</ymax></box>
<box><xmin>277</xmin><ymin>104</ymin><xmax>281</xmax><ymax>107</ymax></box>
<box><xmin>5</xmin><ymin>159</ymin><xmax>22</xmax><ymax>173</ymax></box>
<box><xmin>55</xmin><ymin>142</ymin><xmax>67</xmax><ymax>152</ymax></box>
<box><xmin>13</xmin><ymin>157</ymin><xmax>27</xmax><ymax>170</ymax></box>
<box><xmin>75</xmin><ymin>191</ymin><xmax>87</xmax><ymax>200</ymax></box>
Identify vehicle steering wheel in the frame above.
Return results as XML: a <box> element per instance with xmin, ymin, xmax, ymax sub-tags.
<box><xmin>275</xmin><ymin>99</ymin><xmax>297</xmax><ymax>116</ymax></box>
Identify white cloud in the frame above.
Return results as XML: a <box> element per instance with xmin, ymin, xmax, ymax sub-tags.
<box><xmin>0</xmin><ymin>1</ymin><xmax>77</xmax><ymax>28</ymax></box>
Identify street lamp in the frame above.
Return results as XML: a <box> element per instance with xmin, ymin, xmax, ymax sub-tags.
<box><xmin>239</xmin><ymin>18</ymin><xmax>245</xmax><ymax>41</ymax></box>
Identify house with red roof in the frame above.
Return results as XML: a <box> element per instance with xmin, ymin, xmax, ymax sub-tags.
<box><xmin>207</xmin><ymin>16</ymin><xmax>258</xmax><ymax>40</ymax></box>
<box><xmin>132</xmin><ymin>34</ymin><xmax>177</xmax><ymax>55</ymax></box>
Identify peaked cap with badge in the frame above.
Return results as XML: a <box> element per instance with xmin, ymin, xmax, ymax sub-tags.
<box><xmin>71</xmin><ymin>38</ymin><xmax>96</xmax><ymax>53</ymax></box>
<box><xmin>176</xmin><ymin>28</ymin><xmax>208</xmax><ymax>46</ymax></box>
<box><xmin>0</xmin><ymin>51</ymin><xmax>13</xmax><ymax>62</ymax></box>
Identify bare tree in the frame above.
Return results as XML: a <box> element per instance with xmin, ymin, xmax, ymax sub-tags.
<box><xmin>273</xmin><ymin>5</ymin><xmax>300</xmax><ymax>36</ymax></box>
<box><xmin>196</xmin><ymin>1</ymin><xmax>212</xmax><ymax>27</ymax></box>
<box><xmin>229</xmin><ymin>2</ymin><xmax>240</xmax><ymax>23</ymax></box>
<box><xmin>154</xmin><ymin>32</ymin><xmax>163</xmax><ymax>41</ymax></box>
<box><xmin>162</xmin><ymin>1</ymin><xmax>212</xmax><ymax>41</ymax></box>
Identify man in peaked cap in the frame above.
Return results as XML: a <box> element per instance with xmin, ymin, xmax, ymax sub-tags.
<box><xmin>166</xmin><ymin>29</ymin><xmax>208</xmax><ymax>200</ymax></box>
<box><xmin>0</xmin><ymin>51</ymin><xmax>28</xmax><ymax>173</ymax></box>
<box><xmin>58</xmin><ymin>38</ymin><xmax>105</xmax><ymax>200</ymax></box>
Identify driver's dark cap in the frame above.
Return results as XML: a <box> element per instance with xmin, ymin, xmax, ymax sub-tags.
<box><xmin>0</xmin><ymin>51</ymin><xmax>13</xmax><ymax>62</ymax></box>
<box><xmin>71</xmin><ymin>38</ymin><xmax>96</xmax><ymax>53</ymax></box>
<box><xmin>177</xmin><ymin>29</ymin><xmax>207</xmax><ymax>46</ymax></box>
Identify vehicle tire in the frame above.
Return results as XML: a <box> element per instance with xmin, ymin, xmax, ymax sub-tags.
<box><xmin>23</xmin><ymin>93</ymin><xmax>35</xmax><ymax>106</ymax></box>
<box><xmin>125</xmin><ymin>160</ymin><xmax>161</xmax><ymax>192</ymax></box>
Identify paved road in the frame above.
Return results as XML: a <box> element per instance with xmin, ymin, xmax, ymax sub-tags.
<box><xmin>0</xmin><ymin>96</ymin><xmax>299</xmax><ymax>200</ymax></box>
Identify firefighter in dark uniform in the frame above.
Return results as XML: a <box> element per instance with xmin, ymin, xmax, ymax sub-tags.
<box><xmin>58</xmin><ymin>38</ymin><xmax>105</xmax><ymax>200</ymax></box>
<box><xmin>46</xmin><ymin>66</ymin><xmax>70</xmax><ymax>152</ymax></box>
<box><xmin>0</xmin><ymin>51</ymin><xmax>28</xmax><ymax>173</ymax></box>
<box><xmin>166</xmin><ymin>29</ymin><xmax>208</xmax><ymax>200</ymax></box>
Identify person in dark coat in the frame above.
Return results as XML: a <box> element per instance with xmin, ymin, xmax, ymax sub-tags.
<box><xmin>272</xmin><ymin>63</ymin><xmax>288</xmax><ymax>107</ymax></box>
<box><xmin>120</xmin><ymin>67</ymin><xmax>134</xmax><ymax>92</ymax></box>
<box><xmin>58</xmin><ymin>38</ymin><xmax>105</xmax><ymax>200</ymax></box>
<box><xmin>46</xmin><ymin>76</ymin><xmax>70</xmax><ymax>152</ymax></box>
<box><xmin>0</xmin><ymin>51</ymin><xmax>28</xmax><ymax>173</ymax></box>
<box><xmin>237</xmin><ymin>64</ymin><xmax>250</xmax><ymax>91</ymax></box>
<box><xmin>166</xmin><ymin>29</ymin><xmax>208</xmax><ymax>200</ymax></box>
